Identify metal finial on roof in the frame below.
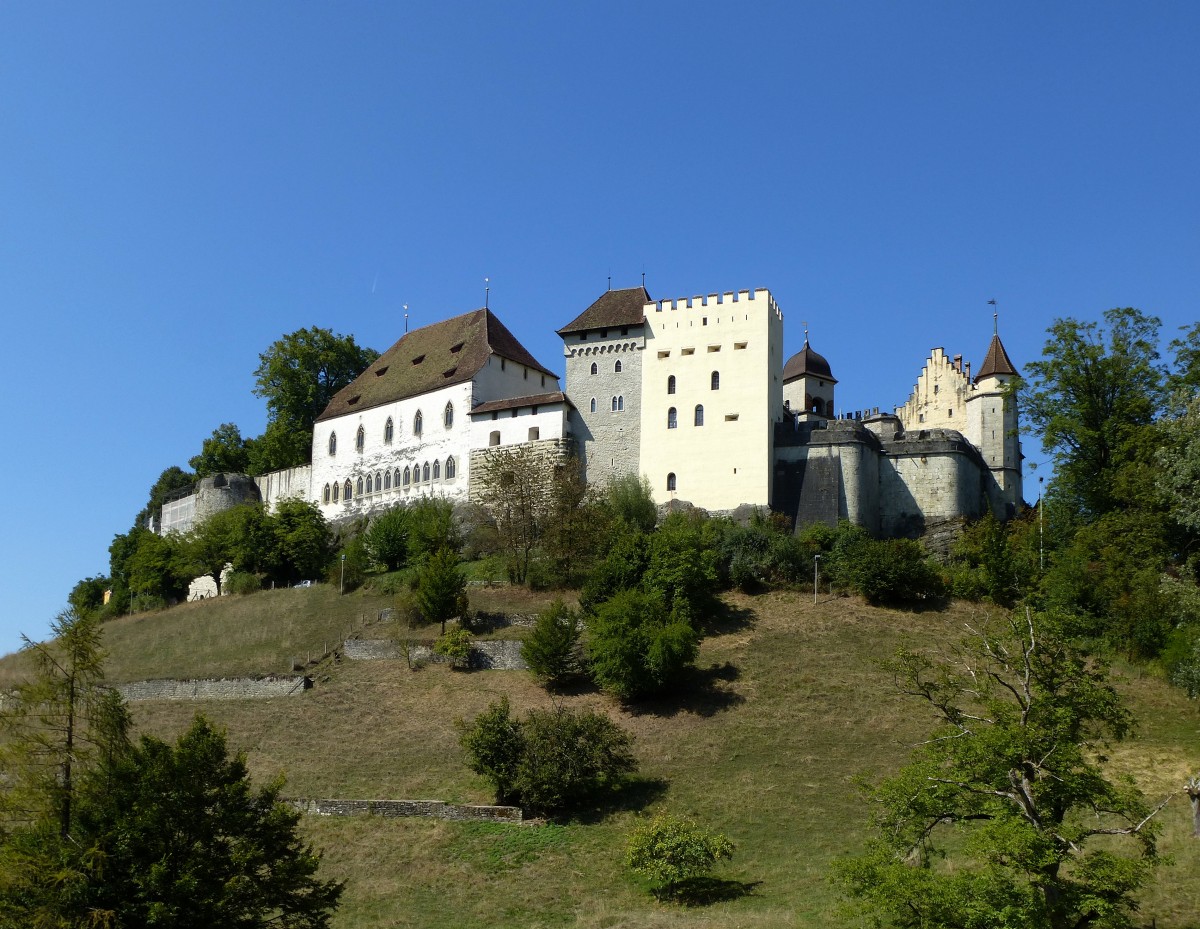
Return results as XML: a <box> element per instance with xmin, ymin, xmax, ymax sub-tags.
<box><xmin>641</xmin><ymin>270</ymin><xmax>646</xmax><ymax>288</ymax></box>
<box><xmin>803</xmin><ymin>320</ymin><xmax>809</xmax><ymax>342</ymax></box>
<box><xmin>988</xmin><ymin>298</ymin><xmax>998</xmax><ymax>334</ymax></box>
<box><xmin>404</xmin><ymin>304</ymin><xmax>409</xmax><ymax>333</ymax></box>
<box><xmin>485</xmin><ymin>277</ymin><xmax>490</xmax><ymax>309</ymax></box>
<box><xmin>607</xmin><ymin>274</ymin><xmax>611</xmax><ymax>292</ymax></box>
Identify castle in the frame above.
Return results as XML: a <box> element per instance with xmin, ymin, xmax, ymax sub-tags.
<box><xmin>160</xmin><ymin>285</ymin><xmax>1022</xmax><ymax>540</ymax></box>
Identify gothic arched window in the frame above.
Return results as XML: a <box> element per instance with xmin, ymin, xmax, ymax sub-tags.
<box><xmin>667</xmin><ymin>472</ymin><xmax>677</xmax><ymax>491</ymax></box>
<box><xmin>343</xmin><ymin>479</ymin><xmax>352</xmax><ymax>500</ymax></box>
<box><xmin>590</xmin><ymin>397</ymin><xmax>596</xmax><ymax>413</ymax></box>
<box><xmin>384</xmin><ymin>417</ymin><xmax>394</xmax><ymax>443</ymax></box>
<box><xmin>356</xmin><ymin>476</ymin><xmax>364</xmax><ymax>495</ymax></box>
<box><xmin>332</xmin><ymin>482</ymin><xmax>340</xmax><ymax>502</ymax></box>
<box><xmin>328</xmin><ymin>432</ymin><xmax>337</xmax><ymax>456</ymax></box>
<box><xmin>590</xmin><ymin>362</ymin><xmax>598</xmax><ymax>375</ymax></box>
<box><xmin>433</xmin><ymin>460</ymin><xmax>441</xmax><ymax>480</ymax></box>
<box><xmin>414</xmin><ymin>410</ymin><xmax>423</xmax><ymax>436</ymax></box>
<box><xmin>614</xmin><ymin>359</ymin><xmax>622</xmax><ymax>373</ymax></box>
<box><xmin>403</xmin><ymin>466</ymin><xmax>411</xmax><ymax>486</ymax></box>
<box><xmin>446</xmin><ymin>457</ymin><xmax>456</xmax><ymax>479</ymax></box>
<box><xmin>444</xmin><ymin>402</ymin><xmax>454</xmax><ymax>429</ymax></box>
<box><xmin>355</xmin><ymin>425</ymin><xmax>365</xmax><ymax>452</ymax></box>
<box><xmin>323</xmin><ymin>484</ymin><xmax>330</xmax><ymax>504</ymax></box>
<box><xmin>422</xmin><ymin>462</ymin><xmax>430</xmax><ymax>482</ymax></box>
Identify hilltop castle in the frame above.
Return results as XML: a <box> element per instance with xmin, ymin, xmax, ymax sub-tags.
<box><xmin>161</xmin><ymin>285</ymin><xmax>1022</xmax><ymax>540</ymax></box>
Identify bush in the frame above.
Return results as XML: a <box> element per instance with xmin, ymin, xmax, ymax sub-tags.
<box><xmin>831</xmin><ymin>536</ymin><xmax>945</xmax><ymax>605</ymax></box>
<box><xmin>585</xmin><ymin>589</ymin><xmax>699</xmax><ymax>701</ymax></box>
<box><xmin>523</xmin><ymin>600</ymin><xmax>582</xmax><ymax>689</ymax></box>
<box><xmin>603</xmin><ymin>474</ymin><xmax>658</xmax><ymax>533</ymax></box>
<box><xmin>580</xmin><ymin>531</ymin><xmax>651</xmax><ymax>613</ymax></box>
<box><xmin>407</xmin><ymin>498</ymin><xmax>461</xmax><ymax>562</ymax></box>
<box><xmin>414</xmin><ymin>547</ymin><xmax>468</xmax><ymax>634</ymax></box>
<box><xmin>626</xmin><ymin>814</ymin><xmax>735</xmax><ymax>892</ymax></box>
<box><xmin>460</xmin><ymin>700</ymin><xmax>637</xmax><ymax>816</ymax></box>
<box><xmin>223</xmin><ymin>571</ymin><xmax>261</xmax><ymax>596</ymax></box>
<box><xmin>326</xmin><ymin>536</ymin><xmax>369</xmax><ymax>592</ymax></box>
<box><xmin>433</xmin><ymin>627</ymin><xmax>473</xmax><ymax>670</ymax></box>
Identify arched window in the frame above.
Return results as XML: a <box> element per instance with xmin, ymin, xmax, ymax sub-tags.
<box><xmin>590</xmin><ymin>362</ymin><xmax>598</xmax><ymax>375</ymax></box>
<box><xmin>446</xmin><ymin>457</ymin><xmax>456</xmax><ymax>479</ymax></box>
<box><xmin>590</xmin><ymin>397</ymin><xmax>596</xmax><ymax>413</ymax></box>
<box><xmin>332</xmin><ymin>482</ymin><xmax>340</xmax><ymax>502</ymax></box>
<box><xmin>384</xmin><ymin>417</ymin><xmax>394</xmax><ymax>443</ymax></box>
<box><xmin>384</xmin><ymin>470</ymin><xmax>392</xmax><ymax>490</ymax></box>
<box><xmin>711</xmin><ymin>370</ymin><xmax>720</xmax><ymax>391</ymax></box>
<box><xmin>375</xmin><ymin>472</ymin><xmax>382</xmax><ymax>492</ymax></box>
<box><xmin>328</xmin><ymin>432</ymin><xmax>337</xmax><ymax>456</ymax></box>
<box><xmin>667</xmin><ymin>375</ymin><xmax>676</xmax><ymax>394</ymax></box>
<box><xmin>444</xmin><ymin>402</ymin><xmax>454</xmax><ymax>429</ymax></box>
<box><xmin>403</xmin><ymin>466</ymin><xmax>411</xmax><ymax>486</ymax></box>
<box><xmin>611</xmin><ymin>396</ymin><xmax>618</xmax><ymax>412</ymax></box>
<box><xmin>614</xmin><ymin>359</ymin><xmax>622</xmax><ymax>373</ymax></box>
<box><xmin>667</xmin><ymin>472</ymin><xmax>677</xmax><ymax>491</ymax></box>
<box><xmin>490</xmin><ymin>430</ymin><xmax>501</xmax><ymax>446</ymax></box>
<box><xmin>433</xmin><ymin>460</ymin><xmax>441</xmax><ymax>480</ymax></box>
<box><xmin>394</xmin><ymin>468</ymin><xmax>401</xmax><ymax>487</ymax></box>
<box><xmin>344</xmin><ymin>479</ymin><xmax>352</xmax><ymax>500</ymax></box>
<box><xmin>323</xmin><ymin>484</ymin><xmax>331</xmax><ymax>504</ymax></box>
<box><xmin>617</xmin><ymin>395</ymin><xmax>624</xmax><ymax>412</ymax></box>
<box><xmin>356</xmin><ymin>425</ymin><xmax>365</xmax><ymax>452</ymax></box>
<box><xmin>668</xmin><ymin>407</ymin><xmax>678</xmax><ymax>429</ymax></box>
<box><xmin>694</xmin><ymin>404</ymin><xmax>704</xmax><ymax>426</ymax></box>
<box><xmin>413</xmin><ymin>410</ymin><xmax>423</xmax><ymax>436</ymax></box>
<box><xmin>422</xmin><ymin>462</ymin><xmax>430</xmax><ymax>482</ymax></box>
<box><xmin>356</xmin><ymin>476</ymin><xmax>364</xmax><ymax>495</ymax></box>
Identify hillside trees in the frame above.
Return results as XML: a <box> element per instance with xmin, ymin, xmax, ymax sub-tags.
<box><xmin>837</xmin><ymin>612</ymin><xmax>1165</xmax><ymax>929</ymax></box>
<box><xmin>190</xmin><ymin>421</ymin><xmax>252</xmax><ymax>477</ymax></box>
<box><xmin>415</xmin><ymin>546</ymin><xmax>467</xmax><ymax>634</ymax></box>
<box><xmin>252</xmin><ymin>327</ymin><xmax>378</xmax><ymax>472</ymax></box>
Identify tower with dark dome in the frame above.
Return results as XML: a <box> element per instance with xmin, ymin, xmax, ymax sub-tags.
<box><xmin>782</xmin><ymin>332</ymin><xmax>837</xmax><ymax>421</ymax></box>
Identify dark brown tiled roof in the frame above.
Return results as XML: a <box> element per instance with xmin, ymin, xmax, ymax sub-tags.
<box><xmin>974</xmin><ymin>333</ymin><xmax>1019</xmax><ymax>383</ymax></box>
<box><xmin>556</xmin><ymin>286</ymin><xmax>650</xmax><ymax>335</ymax></box>
<box><xmin>783</xmin><ymin>341</ymin><xmax>838</xmax><ymax>384</ymax></box>
<box><xmin>316</xmin><ymin>309</ymin><xmax>557</xmax><ymax>422</ymax></box>
<box><xmin>470</xmin><ymin>391</ymin><xmax>574</xmax><ymax>415</ymax></box>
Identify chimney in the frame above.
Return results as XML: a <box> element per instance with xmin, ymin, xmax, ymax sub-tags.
<box><xmin>953</xmin><ymin>353</ymin><xmax>963</xmax><ymax>372</ymax></box>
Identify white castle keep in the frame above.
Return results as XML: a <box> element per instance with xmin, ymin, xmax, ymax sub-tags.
<box><xmin>160</xmin><ymin>285</ymin><xmax>1022</xmax><ymax>539</ymax></box>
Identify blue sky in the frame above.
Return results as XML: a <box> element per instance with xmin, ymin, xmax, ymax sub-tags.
<box><xmin>1</xmin><ymin>3</ymin><xmax>1197</xmax><ymax>655</ymax></box>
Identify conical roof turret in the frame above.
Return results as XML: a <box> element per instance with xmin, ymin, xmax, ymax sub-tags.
<box><xmin>974</xmin><ymin>332</ymin><xmax>1018</xmax><ymax>383</ymax></box>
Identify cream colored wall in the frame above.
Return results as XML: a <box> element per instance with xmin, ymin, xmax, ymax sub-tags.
<box><xmin>638</xmin><ymin>289</ymin><xmax>783</xmax><ymax>510</ymax></box>
<box><xmin>896</xmin><ymin>348</ymin><xmax>971</xmax><ymax>432</ymax></box>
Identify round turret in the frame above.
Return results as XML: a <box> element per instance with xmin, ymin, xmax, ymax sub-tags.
<box><xmin>783</xmin><ymin>341</ymin><xmax>837</xmax><ymax>384</ymax></box>
<box><xmin>783</xmin><ymin>340</ymin><xmax>837</xmax><ymax>420</ymax></box>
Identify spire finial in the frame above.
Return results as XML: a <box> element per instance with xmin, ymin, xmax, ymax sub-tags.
<box><xmin>403</xmin><ymin>304</ymin><xmax>409</xmax><ymax>333</ymax></box>
<box><xmin>607</xmin><ymin>273</ymin><xmax>611</xmax><ymax>292</ymax></box>
<box><xmin>641</xmin><ymin>269</ymin><xmax>646</xmax><ymax>289</ymax></box>
<box><xmin>485</xmin><ymin>277</ymin><xmax>490</xmax><ymax>309</ymax></box>
<box><xmin>803</xmin><ymin>320</ymin><xmax>809</xmax><ymax>342</ymax></box>
<box><xmin>988</xmin><ymin>298</ymin><xmax>998</xmax><ymax>334</ymax></box>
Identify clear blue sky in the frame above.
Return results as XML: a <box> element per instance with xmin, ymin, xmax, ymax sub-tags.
<box><xmin>1</xmin><ymin>3</ymin><xmax>1197</xmax><ymax>655</ymax></box>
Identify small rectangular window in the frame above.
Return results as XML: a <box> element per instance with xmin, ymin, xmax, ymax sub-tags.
<box><xmin>725</xmin><ymin>414</ymin><xmax>739</xmax><ymax>421</ymax></box>
<box><xmin>707</xmin><ymin>345</ymin><xmax>720</xmax><ymax>352</ymax></box>
<box><xmin>682</xmin><ymin>348</ymin><xmax>695</xmax><ymax>356</ymax></box>
<box><xmin>702</xmin><ymin>317</ymin><xmax>708</xmax><ymax>326</ymax></box>
<box><xmin>658</xmin><ymin>351</ymin><xmax>670</xmax><ymax>359</ymax></box>
<box><xmin>734</xmin><ymin>342</ymin><xmax>747</xmax><ymax>350</ymax></box>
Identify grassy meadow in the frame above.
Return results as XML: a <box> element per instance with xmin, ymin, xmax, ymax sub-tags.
<box><xmin>4</xmin><ymin>585</ymin><xmax>1199</xmax><ymax>928</ymax></box>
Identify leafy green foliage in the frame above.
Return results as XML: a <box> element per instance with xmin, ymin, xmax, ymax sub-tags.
<box><xmin>189</xmin><ymin>421</ymin><xmax>252</xmax><ymax>477</ymax></box>
<box><xmin>364</xmin><ymin>505</ymin><xmax>411</xmax><ymax>571</ymax></box>
<box><xmin>830</xmin><ymin>535</ymin><xmax>944</xmax><ymax>606</ymax></box>
<box><xmin>78</xmin><ymin>716</ymin><xmax>343</xmax><ymax>928</ymax></box>
<box><xmin>644</xmin><ymin>512</ymin><xmax>720</xmax><ymax>620</ymax></box>
<box><xmin>67</xmin><ymin>575</ymin><xmax>109</xmax><ymax>616</ymax></box>
<box><xmin>836</xmin><ymin>612</ymin><xmax>1163</xmax><ymax>929</ymax></box>
<box><xmin>460</xmin><ymin>700</ymin><xmax>637</xmax><ymax>817</ymax></box>
<box><xmin>269</xmin><ymin>497</ymin><xmax>334</xmax><ymax>584</ymax></box>
<box><xmin>627</xmin><ymin>814</ymin><xmax>735</xmax><ymax>891</ymax></box>
<box><xmin>405</xmin><ymin>497</ymin><xmax>461</xmax><ymax>563</ymax></box>
<box><xmin>602</xmin><ymin>473</ymin><xmax>658</xmax><ymax>533</ymax></box>
<box><xmin>433</xmin><ymin>627</ymin><xmax>474</xmax><ymax>669</ymax></box>
<box><xmin>523</xmin><ymin>600</ymin><xmax>582</xmax><ymax>689</ymax></box>
<box><xmin>579</xmin><ymin>531</ymin><xmax>651</xmax><ymax>613</ymax></box>
<box><xmin>415</xmin><ymin>547</ymin><xmax>468</xmax><ymax>634</ymax></box>
<box><xmin>585</xmin><ymin>589</ymin><xmax>699</xmax><ymax>700</ymax></box>
<box><xmin>252</xmin><ymin>327</ymin><xmax>378</xmax><ymax>470</ymax></box>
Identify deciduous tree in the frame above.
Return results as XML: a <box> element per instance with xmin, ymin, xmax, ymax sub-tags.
<box><xmin>189</xmin><ymin>422</ymin><xmax>252</xmax><ymax>477</ymax></box>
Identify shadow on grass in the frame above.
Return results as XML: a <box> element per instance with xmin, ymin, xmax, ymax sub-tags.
<box><xmin>654</xmin><ymin>876</ymin><xmax>762</xmax><ymax>905</ymax></box>
<box><xmin>624</xmin><ymin>662</ymin><xmax>745</xmax><ymax>719</ymax></box>
<box><xmin>564</xmin><ymin>775</ymin><xmax>670</xmax><ymax>825</ymax></box>
<box><xmin>698</xmin><ymin>599</ymin><xmax>756</xmax><ymax>636</ymax></box>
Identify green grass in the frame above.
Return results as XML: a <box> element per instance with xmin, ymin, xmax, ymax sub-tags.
<box><xmin>7</xmin><ymin>586</ymin><xmax>1200</xmax><ymax>927</ymax></box>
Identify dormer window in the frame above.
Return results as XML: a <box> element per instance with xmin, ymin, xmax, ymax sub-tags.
<box><xmin>374</xmin><ymin>366</ymin><xmax>389</xmax><ymax>377</ymax></box>
<box><xmin>411</xmin><ymin>355</ymin><xmax>425</xmax><ymax>365</ymax></box>
<box><xmin>450</xmin><ymin>342</ymin><xmax>464</xmax><ymax>354</ymax></box>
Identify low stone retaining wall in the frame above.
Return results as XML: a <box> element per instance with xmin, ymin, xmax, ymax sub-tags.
<box><xmin>116</xmin><ymin>676</ymin><xmax>311</xmax><ymax>702</ymax></box>
<box><xmin>344</xmin><ymin>639</ymin><xmax>528</xmax><ymax>671</ymax></box>
<box><xmin>288</xmin><ymin>798</ymin><xmax>523</xmax><ymax>823</ymax></box>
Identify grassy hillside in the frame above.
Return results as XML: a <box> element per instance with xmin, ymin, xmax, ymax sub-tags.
<box><xmin>8</xmin><ymin>586</ymin><xmax>1200</xmax><ymax>928</ymax></box>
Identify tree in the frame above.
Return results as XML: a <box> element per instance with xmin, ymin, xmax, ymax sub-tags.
<box><xmin>1024</xmin><ymin>308</ymin><xmax>1166</xmax><ymax>523</ymax></box>
<box><xmin>523</xmin><ymin>600</ymin><xmax>583</xmax><ymax>689</ymax></box>
<box><xmin>67</xmin><ymin>575</ymin><xmax>109</xmax><ymax>616</ymax></box>
<box><xmin>77</xmin><ymin>716</ymin><xmax>343</xmax><ymax>928</ymax></box>
<box><xmin>189</xmin><ymin>422</ymin><xmax>252</xmax><ymax>477</ymax></box>
<box><xmin>473</xmin><ymin>444</ymin><xmax>551</xmax><ymax>584</ymax></box>
<box><xmin>414</xmin><ymin>546</ymin><xmax>467</xmax><ymax>634</ymax></box>
<box><xmin>252</xmin><ymin>327</ymin><xmax>378</xmax><ymax>470</ymax></box>
<box><xmin>135</xmin><ymin>465</ymin><xmax>196</xmax><ymax>530</ymax></box>
<box><xmin>364</xmin><ymin>505</ymin><xmax>411</xmax><ymax>571</ymax></box>
<box><xmin>836</xmin><ymin>612</ymin><xmax>1165</xmax><ymax>929</ymax></box>
<box><xmin>460</xmin><ymin>700</ymin><xmax>637</xmax><ymax>816</ymax></box>
<box><xmin>268</xmin><ymin>497</ymin><xmax>333</xmax><ymax>585</ymax></box>
<box><xmin>585</xmin><ymin>588</ymin><xmax>699</xmax><ymax>701</ymax></box>
<box><xmin>185</xmin><ymin>504</ymin><xmax>265</xmax><ymax>596</ymax></box>
<box><xmin>602</xmin><ymin>473</ymin><xmax>658</xmax><ymax>533</ymax></box>
<box><xmin>627</xmin><ymin>814</ymin><xmax>735</xmax><ymax>894</ymax></box>
<box><xmin>433</xmin><ymin>627</ymin><xmax>473</xmax><ymax>670</ymax></box>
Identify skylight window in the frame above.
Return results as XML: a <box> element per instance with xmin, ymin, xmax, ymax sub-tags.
<box><xmin>411</xmin><ymin>355</ymin><xmax>425</xmax><ymax>365</ymax></box>
<box><xmin>450</xmin><ymin>342</ymin><xmax>464</xmax><ymax>354</ymax></box>
<box><xmin>347</xmin><ymin>395</ymin><xmax>361</xmax><ymax>405</ymax></box>
<box><xmin>374</xmin><ymin>366</ymin><xmax>389</xmax><ymax>376</ymax></box>
<box><xmin>443</xmin><ymin>367</ymin><xmax>457</xmax><ymax>378</ymax></box>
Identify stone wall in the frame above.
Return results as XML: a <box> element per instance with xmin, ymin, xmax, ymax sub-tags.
<box><xmin>344</xmin><ymin>638</ymin><xmax>528</xmax><ymax>670</ymax></box>
<box><xmin>288</xmin><ymin>798</ymin><xmax>522</xmax><ymax>823</ymax></box>
<box><xmin>116</xmin><ymin>676</ymin><xmax>310</xmax><ymax>702</ymax></box>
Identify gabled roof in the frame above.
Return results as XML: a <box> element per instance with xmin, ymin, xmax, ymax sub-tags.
<box><xmin>471</xmin><ymin>391</ymin><xmax>574</xmax><ymax>415</ymax></box>
<box><xmin>556</xmin><ymin>286</ymin><xmax>650</xmax><ymax>335</ymax></box>
<box><xmin>974</xmin><ymin>333</ymin><xmax>1019</xmax><ymax>383</ymax></box>
<box><xmin>783</xmin><ymin>340</ymin><xmax>838</xmax><ymax>384</ymax></box>
<box><xmin>316</xmin><ymin>308</ymin><xmax>557</xmax><ymax>422</ymax></box>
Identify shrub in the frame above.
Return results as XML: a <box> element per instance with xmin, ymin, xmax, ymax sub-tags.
<box><xmin>523</xmin><ymin>600</ymin><xmax>582</xmax><ymax>689</ymax></box>
<box><xmin>223</xmin><ymin>571</ymin><xmax>261</xmax><ymax>596</ymax></box>
<box><xmin>579</xmin><ymin>531</ymin><xmax>651</xmax><ymax>613</ymax></box>
<box><xmin>585</xmin><ymin>589</ymin><xmax>699</xmax><ymax>700</ymax></box>
<box><xmin>627</xmin><ymin>814</ymin><xmax>735</xmax><ymax>892</ymax></box>
<box><xmin>831</xmin><ymin>536</ymin><xmax>944</xmax><ymax>605</ymax></box>
<box><xmin>407</xmin><ymin>498</ymin><xmax>461</xmax><ymax>562</ymax></box>
<box><xmin>414</xmin><ymin>547</ymin><xmax>468</xmax><ymax>634</ymax></box>
<box><xmin>603</xmin><ymin>473</ymin><xmax>658</xmax><ymax>533</ymax></box>
<box><xmin>460</xmin><ymin>700</ymin><xmax>636</xmax><ymax>816</ymax></box>
<box><xmin>433</xmin><ymin>627</ymin><xmax>473</xmax><ymax>670</ymax></box>
<box><xmin>326</xmin><ymin>537</ymin><xmax>369</xmax><ymax>592</ymax></box>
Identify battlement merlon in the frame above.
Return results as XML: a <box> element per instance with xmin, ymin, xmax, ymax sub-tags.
<box><xmin>645</xmin><ymin>288</ymin><xmax>781</xmax><ymax>320</ymax></box>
